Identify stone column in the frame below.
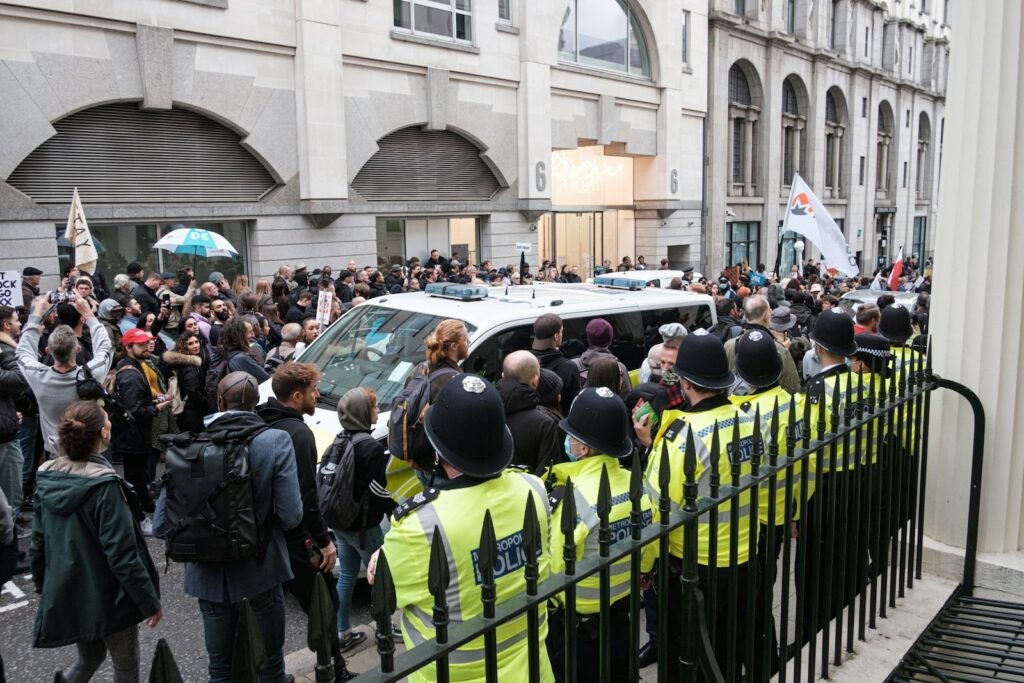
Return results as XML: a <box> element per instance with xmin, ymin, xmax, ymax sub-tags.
<box><xmin>833</xmin><ymin>129</ymin><xmax>843</xmax><ymax>196</ymax></box>
<box><xmin>926</xmin><ymin>0</ymin><xmax>1024</xmax><ymax>554</ymax></box>
<box><xmin>743</xmin><ymin>117</ymin><xmax>754</xmax><ymax>195</ymax></box>
<box><xmin>880</xmin><ymin>140</ymin><xmax>890</xmax><ymax>191</ymax></box>
<box><xmin>794</xmin><ymin>121</ymin><xmax>804</xmax><ymax>177</ymax></box>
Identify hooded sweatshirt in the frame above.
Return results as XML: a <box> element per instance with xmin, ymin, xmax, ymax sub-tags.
<box><xmin>336</xmin><ymin>388</ymin><xmax>394</xmax><ymax>532</ymax></box>
<box><xmin>495</xmin><ymin>377</ymin><xmax>562</xmax><ymax>476</ymax></box>
<box><xmin>31</xmin><ymin>455</ymin><xmax>160</xmax><ymax>647</ymax></box>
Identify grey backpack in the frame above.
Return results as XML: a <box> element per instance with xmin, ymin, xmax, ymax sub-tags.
<box><xmin>317</xmin><ymin>432</ymin><xmax>373</xmax><ymax>530</ymax></box>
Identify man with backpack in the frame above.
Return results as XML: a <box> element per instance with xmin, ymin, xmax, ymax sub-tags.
<box><xmin>708</xmin><ymin>298</ymin><xmax>744</xmax><ymax>342</ymax></box>
<box><xmin>153</xmin><ymin>371</ymin><xmax>303</xmax><ymax>683</ymax></box>
<box><xmin>257</xmin><ymin>363</ymin><xmax>357</xmax><ymax>681</ymax></box>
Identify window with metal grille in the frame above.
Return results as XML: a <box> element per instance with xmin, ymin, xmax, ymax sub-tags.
<box><xmin>729</xmin><ymin>65</ymin><xmax>752</xmax><ymax>105</ymax></box>
<box><xmin>7</xmin><ymin>103</ymin><xmax>276</xmax><ymax>204</ymax></box>
<box><xmin>732</xmin><ymin>119</ymin><xmax>744</xmax><ymax>183</ymax></box>
<box><xmin>351</xmin><ymin>127</ymin><xmax>502</xmax><ymax>201</ymax></box>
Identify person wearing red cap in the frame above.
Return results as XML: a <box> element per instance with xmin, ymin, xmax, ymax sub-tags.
<box><xmin>111</xmin><ymin>328</ymin><xmax>172</xmax><ymax>517</ymax></box>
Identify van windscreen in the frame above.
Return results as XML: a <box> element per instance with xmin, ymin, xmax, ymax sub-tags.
<box><xmin>300</xmin><ymin>305</ymin><xmax>476</xmax><ymax>408</ymax></box>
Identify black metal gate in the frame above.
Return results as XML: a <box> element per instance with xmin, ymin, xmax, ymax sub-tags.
<box><xmin>886</xmin><ymin>379</ymin><xmax>1023</xmax><ymax>683</ymax></box>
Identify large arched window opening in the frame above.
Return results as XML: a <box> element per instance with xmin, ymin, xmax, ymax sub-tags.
<box><xmin>728</xmin><ymin>62</ymin><xmax>762</xmax><ymax>197</ymax></box>
<box><xmin>558</xmin><ymin>0</ymin><xmax>652</xmax><ymax>78</ymax></box>
<box><xmin>916</xmin><ymin>112</ymin><xmax>932</xmax><ymax>197</ymax></box>
<box><xmin>781</xmin><ymin>76</ymin><xmax>808</xmax><ymax>186</ymax></box>
<box><xmin>824</xmin><ymin>87</ymin><xmax>848</xmax><ymax>198</ymax></box>
<box><xmin>876</xmin><ymin>101</ymin><xmax>895</xmax><ymax>193</ymax></box>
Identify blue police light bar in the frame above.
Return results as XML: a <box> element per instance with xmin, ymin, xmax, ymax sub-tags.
<box><xmin>424</xmin><ymin>283</ymin><xmax>489</xmax><ymax>301</ymax></box>
<box><xmin>592</xmin><ymin>276</ymin><xmax>646</xmax><ymax>291</ymax></box>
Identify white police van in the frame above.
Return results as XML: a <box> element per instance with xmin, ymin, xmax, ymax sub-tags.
<box><xmin>258</xmin><ymin>280</ymin><xmax>715</xmax><ymax>497</ymax></box>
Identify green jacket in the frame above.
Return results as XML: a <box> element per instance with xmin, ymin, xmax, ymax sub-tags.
<box><xmin>31</xmin><ymin>456</ymin><xmax>160</xmax><ymax>648</ymax></box>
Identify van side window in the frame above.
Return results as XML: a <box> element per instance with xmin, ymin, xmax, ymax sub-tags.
<box><xmin>559</xmin><ymin>313</ymin><xmax>645</xmax><ymax>371</ymax></box>
<box><xmin>465</xmin><ymin>324</ymin><xmax>534</xmax><ymax>383</ymax></box>
<box><xmin>640</xmin><ymin>304</ymin><xmax>715</xmax><ymax>350</ymax></box>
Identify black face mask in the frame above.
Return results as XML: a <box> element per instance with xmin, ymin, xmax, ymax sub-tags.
<box><xmin>214</xmin><ymin>310</ymin><xmax>230</xmax><ymax>322</ymax></box>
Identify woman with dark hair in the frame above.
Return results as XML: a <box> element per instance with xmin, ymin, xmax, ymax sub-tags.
<box><xmin>260</xmin><ymin>302</ymin><xmax>284</xmax><ymax>348</ymax></box>
<box><xmin>162</xmin><ymin>331</ymin><xmax>209</xmax><ymax>434</ymax></box>
<box><xmin>585</xmin><ymin>355</ymin><xmax>629</xmax><ymax>399</ymax></box>
<box><xmin>216</xmin><ymin>318</ymin><xmax>270</xmax><ymax>383</ymax></box>
<box><xmin>271</xmin><ymin>277</ymin><xmax>291</xmax><ymax>320</ymax></box>
<box><xmin>32</xmin><ymin>401</ymin><xmax>162</xmax><ymax>682</ymax></box>
<box><xmin>558</xmin><ymin>264</ymin><xmax>572</xmax><ymax>283</ymax></box>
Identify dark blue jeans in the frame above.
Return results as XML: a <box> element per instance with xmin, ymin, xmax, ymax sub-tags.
<box><xmin>198</xmin><ymin>585</ymin><xmax>286</xmax><ymax>683</ymax></box>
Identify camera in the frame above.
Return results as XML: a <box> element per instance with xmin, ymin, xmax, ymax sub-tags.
<box><xmin>48</xmin><ymin>291</ymin><xmax>73</xmax><ymax>305</ymax></box>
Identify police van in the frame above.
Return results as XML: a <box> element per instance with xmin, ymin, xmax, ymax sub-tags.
<box><xmin>258</xmin><ymin>280</ymin><xmax>715</xmax><ymax>496</ymax></box>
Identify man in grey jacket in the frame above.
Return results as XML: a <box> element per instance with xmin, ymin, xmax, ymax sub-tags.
<box><xmin>15</xmin><ymin>294</ymin><xmax>113</xmax><ymax>457</ymax></box>
<box><xmin>153</xmin><ymin>371</ymin><xmax>302</xmax><ymax>683</ymax></box>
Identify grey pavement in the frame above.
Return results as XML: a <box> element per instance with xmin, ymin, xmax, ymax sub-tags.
<box><xmin>0</xmin><ymin>524</ymin><xmax>372</xmax><ymax>682</ymax></box>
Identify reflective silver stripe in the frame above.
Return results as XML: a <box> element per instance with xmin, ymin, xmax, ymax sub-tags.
<box><xmin>644</xmin><ymin>473</ymin><xmax>682</xmax><ymax>515</ymax></box>
<box><xmin>704</xmin><ymin>503</ymin><xmax>753</xmax><ymax>524</ymax></box>
<box><xmin>513</xmin><ymin>471</ymin><xmax>554</xmax><ymax>542</ymax></box>
<box><xmin>445</xmin><ymin>612</ymin><xmax>548</xmax><ymax>665</ymax></box>
<box><xmin>402</xmin><ymin>611</ymin><xmax>427</xmax><ymax>647</ymax></box>
<box><xmin>578</xmin><ymin>576</ymin><xmax>632</xmax><ymax>602</ymax></box>
<box><xmin>413</xmin><ymin>502</ymin><xmax>464</xmax><ymax>621</ymax></box>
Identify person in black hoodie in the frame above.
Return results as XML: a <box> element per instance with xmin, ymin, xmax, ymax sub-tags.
<box><xmin>495</xmin><ymin>351</ymin><xmax>561</xmax><ymax>476</ymax></box>
<box><xmin>332</xmin><ymin>386</ymin><xmax>395</xmax><ymax>652</ymax></box>
<box><xmin>257</xmin><ymin>363</ymin><xmax>356</xmax><ymax>681</ymax></box>
<box><xmin>530</xmin><ymin>313</ymin><xmax>582</xmax><ymax>416</ymax></box>
<box><xmin>162</xmin><ymin>332</ymin><xmax>209</xmax><ymax>434</ymax></box>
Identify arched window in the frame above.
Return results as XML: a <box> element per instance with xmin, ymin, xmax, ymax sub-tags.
<box><xmin>781</xmin><ymin>76</ymin><xmax>807</xmax><ymax>185</ymax></box>
<box><xmin>558</xmin><ymin>0</ymin><xmax>652</xmax><ymax>78</ymax></box>
<box><xmin>916</xmin><ymin>112</ymin><xmax>932</xmax><ymax>197</ymax></box>
<box><xmin>727</xmin><ymin>63</ymin><xmax>761</xmax><ymax>196</ymax></box>
<box><xmin>876</xmin><ymin>102</ymin><xmax>895</xmax><ymax>192</ymax></box>
<box><xmin>824</xmin><ymin>88</ymin><xmax>848</xmax><ymax>197</ymax></box>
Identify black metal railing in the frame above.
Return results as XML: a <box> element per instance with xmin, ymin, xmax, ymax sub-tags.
<box><xmin>343</xmin><ymin>345</ymin><xmax>947</xmax><ymax>683</ymax></box>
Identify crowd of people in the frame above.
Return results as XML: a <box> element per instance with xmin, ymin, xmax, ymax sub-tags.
<box><xmin>0</xmin><ymin>250</ymin><xmax>933</xmax><ymax>682</ymax></box>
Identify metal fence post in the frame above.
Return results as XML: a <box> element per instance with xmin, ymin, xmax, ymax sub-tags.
<box><xmin>428</xmin><ymin>527</ymin><xmax>451</xmax><ymax>683</ymax></box>
<box><xmin>370</xmin><ymin>551</ymin><xmax>397</xmax><ymax>675</ymax></box>
<box><xmin>477</xmin><ymin>510</ymin><xmax>499</xmax><ymax>683</ymax></box>
<box><xmin>522</xmin><ymin>493</ymin><xmax>542</xmax><ymax>683</ymax></box>
<box><xmin>562</xmin><ymin>477</ymin><xmax>579</xmax><ymax>683</ymax></box>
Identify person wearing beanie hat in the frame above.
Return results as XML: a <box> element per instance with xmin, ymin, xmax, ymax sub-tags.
<box><xmin>639</xmin><ymin>322</ymin><xmax>688</xmax><ymax>385</ymax></box>
<box><xmin>495</xmin><ymin>351</ymin><xmax>562</xmax><ymax>475</ymax></box>
<box><xmin>371</xmin><ymin>374</ymin><xmax>555</xmax><ymax>682</ymax></box>
<box><xmin>636</xmin><ymin>327</ymin><xmax>761</xmax><ymax>680</ymax></box>
<box><xmin>573</xmin><ymin>318</ymin><xmax>630</xmax><ymax>397</ymax></box>
<box><xmin>729</xmin><ymin>328</ymin><xmax>808</xmax><ymax>677</ymax></box>
<box><xmin>547</xmin><ymin>387</ymin><xmax>656</xmax><ymax>681</ymax></box>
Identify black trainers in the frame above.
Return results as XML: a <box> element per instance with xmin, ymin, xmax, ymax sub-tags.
<box><xmin>335</xmin><ymin>664</ymin><xmax>358</xmax><ymax>682</ymax></box>
<box><xmin>638</xmin><ymin>640</ymin><xmax>658</xmax><ymax>668</ymax></box>
<box><xmin>338</xmin><ymin>630</ymin><xmax>367</xmax><ymax>653</ymax></box>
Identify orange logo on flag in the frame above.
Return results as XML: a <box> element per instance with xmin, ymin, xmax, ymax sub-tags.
<box><xmin>790</xmin><ymin>192</ymin><xmax>813</xmax><ymax>216</ymax></box>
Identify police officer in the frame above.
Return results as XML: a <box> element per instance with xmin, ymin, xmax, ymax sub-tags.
<box><xmin>732</xmin><ymin>329</ymin><xmax>808</xmax><ymax>677</ymax></box>
<box><xmin>371</xmin><ymin>374</ymin><xmax>554</xmax><ymax>683</ymax></box>
<box><xmin>877</xmin><ymin>303</ymin><xmax>920</xmax><ymax>385</ymax></box>
<box><xmin>546</xmin><ymin>388</ymin><xmax>655</xmax><ymax>682</ymax></box>
<box><xmin>638</xmin><ymin>329</ymin><xmax>759</xmax><ymax>681</ymax></box>
<box><xmin>797</xmin><ymin>309</ymin><xmax>863</xmax><ymax>646</ymax></box>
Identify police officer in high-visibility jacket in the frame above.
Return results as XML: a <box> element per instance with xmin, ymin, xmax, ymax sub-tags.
<box><xmin>877</xmin><ymin>303</ymin><xmax>921</xmax><ymax>387</ymax></box>
<box><xmin>639</xmin><ymin>329</ymin><xmax>759</xmax><ymax>681</ymax></box>
<box><xmin>546</xmin><ymin>387</ymin><xmax>655</xmax><ymax>682</ymax></box>
<box><xmin>373</xmin><ymin>374</ymin><xmax>554</xmax><ymax>683</ymax></box>
<box><xmin>731</xmin><ymin>329</ymin><xmax>809</xmax><ymax>677</ymax></box>
<box><xmin>797</xmin><ymin>309</ymin><xmax>862</xmax><ymax>645</ymax></box>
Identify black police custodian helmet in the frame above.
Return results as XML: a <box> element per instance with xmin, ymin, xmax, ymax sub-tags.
<box><xmin>673</xmin><ymin>328</ymin><xmax>735</xmax><ymax>390</ymax></box>
<box><xmin>560</xmin><ymin>387</ymin><xmax>633</xmax><ymax>458</ymax></box>
<box><xmin>735</xmin><ymin>329</ymin><xmax>782</xmax><ymax>388</ymax></box>
<box><xmin>878</xmin><ymin>303</ymin><xmax>913</xmax><ymax>344</ymax></box>
<box><xmin>810</xmin><ymin>309</ymin><xmax>857</xmax><ymax>357</ymax></box>
<box><xmin>424</xmin><ymin>374</ymin><xmax>514</xmax><ymax>477</ymax></box>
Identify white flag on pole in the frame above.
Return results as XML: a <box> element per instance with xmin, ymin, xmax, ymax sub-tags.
<box><xmin>64</xmin><ymin>188</ymin><xmax>98</xmax><ymax>275</ymax></box>
<box><xmin>782</xmin><ymin>173</ymin><xmax>860</xmax><ymax>277</ymax></box>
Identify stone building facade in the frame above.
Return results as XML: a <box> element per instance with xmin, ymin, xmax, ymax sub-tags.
<box><xmin>0</xmin><ymin>0</ymin><xmax>708</xmax><ymax>287</ymax></box>
<box><xmin>706</xmin><ymin>0</ymin><xmax>950</xmax><ymax>275</ymax></box>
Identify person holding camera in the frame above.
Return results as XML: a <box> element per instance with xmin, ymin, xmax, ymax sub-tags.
<box><xmin>111</xmin><ymin>329</ymin><xmax>173</xmax><ymax>518</ymax></box>
<box><xmin>15</xmin><ymin>294</ymin><xmax>113</xmax><ymax>461</ymax></box>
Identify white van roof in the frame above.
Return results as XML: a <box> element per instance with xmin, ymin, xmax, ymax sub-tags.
<box><xmin>362</xmin><ymin>283</ymin><xmax>714</xmax><ymax>337</ymax></box>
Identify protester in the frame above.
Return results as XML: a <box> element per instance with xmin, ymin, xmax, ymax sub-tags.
<box><xmin>256</xmin><ymin>363</ymin><xmax>357</xmax><ymax>681</ymax></box>
<box><xmin>302</xmin><ymin>317</ymin><xmax>321</xmax><ymax>345</ymax></box>
<box><xmin>286</xmin><ymin>290</ymin><xmax>313</xmax><ymax>325</ymax></box>
<box><xmin>110</xmin><ymin>274</ymin><xmax>132</xmax><ymax>307</ymax></box>
<box><xmin>208</xmin><ymin>271</ymin><xmax>237</xmax><ymax>305</ymax></box>
<box><xmin>31</xmin><ymin>401</ymin><xmax>162</xmax><ymax>682</ymax></box>
<box><xmin>130</xmin><ymin>272</ymin><xmax>162</xmax><ymax>320</ymax></box>
<box><xmin>153</xmin><ymin>372</ymin><xmax>301</xmax><ymax>683</ymax></box>
<box><xmin>724</xmin><ymin>295</ymin><xmax>802</xmax><ymax>394</ymax></box>
<box><xmin>21</xmin><ymin>267</ymin><xmax>42</xmax><ymax>315</ymax></box>
<box><xmin>531</xmin><ymin>314</ymin><xmax>582</xmax><ymax>417</ymax></box>
<box><xmin>16</xmin><ymin>295</ymin><xmax>113</xmax><ymax>459</ymax></box>
<box><xmin>0</xmin><ymin>326</ymin><xmax>27</xmax><ymax>512</ymax></box>
<box><xmin>496</xmin><ymin>351</ymin><xmax>562</xmax><ymax>475</ymax></box>
<box><xmin>162</xmin><ymin>331</ymin><xmax>209</xmax><ymax>435</ymax></box>
<box><xmin>117</xmin><ymin>298</ymin><xmax>142</xmax><ymax>335</ymax></box>
<box><xmin>215</xmin><ymin>319</ymin><xmax>270</xmax><ymax>384</ymax></box>
<box><xmin>573</xmin><ymin>318</ymin><xmax>630</xmax><ymax>397</ymax></box>
<box><xmin>97</xmin><ymin>299</ymin><xmax>124</xmax><ymax>358</ymax></box>
<box><xmin>638</xmin><ymin>322</ymin><xmax>687</xmax><ymax>385</ymax></box>
<box><xmin>208</xmin><ymin>298</ymin><xmax>230</xmax><ymax>347</ymax></box>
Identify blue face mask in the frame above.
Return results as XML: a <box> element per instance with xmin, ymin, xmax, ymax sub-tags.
<box><xmin>564</xmin><ymin>435</ymin><xmax>576</xmax><ymax>462</ymax></box>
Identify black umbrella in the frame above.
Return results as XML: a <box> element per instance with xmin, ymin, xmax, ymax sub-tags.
<box><xmin>232</xmin><ymin>598</ymin><xmax>267</xmax><ymax>682</ymax></box>
<box><xmin>308</xmin><ymin>572</ymin><xmax>338</xmax><ymax>682</ymax></box>
<box><xmin>148</xmin><ymin>638</ymin><xmax>184</xmax><ymax>683</ymax></box>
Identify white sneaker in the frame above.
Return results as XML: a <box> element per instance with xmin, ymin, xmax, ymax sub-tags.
<box><xmin>140</xmin><ymin>516</ymin><xmax>154</xmax><ymax>537</ymax></box>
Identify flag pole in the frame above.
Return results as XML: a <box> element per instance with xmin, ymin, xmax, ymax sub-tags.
<box><xmin>777</xmin><ymin>175</ymin><xmax>799</xmax><ymax>278</ymax></box>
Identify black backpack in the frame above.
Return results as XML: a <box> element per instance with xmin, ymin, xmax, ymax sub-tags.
<box><xmin>317</xmin><ymin>431</ymin><xmax>373</xmax><ymax>531</ymax></box>
<box><xmin>388</xmin><ymin>363</ymin><xmax>457</xmax><ymax>468</ymax></box>
<box><xmin>159</xmin><ymin>424</ymin><xmax>270</xmax><ymax>564</ymax></box>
